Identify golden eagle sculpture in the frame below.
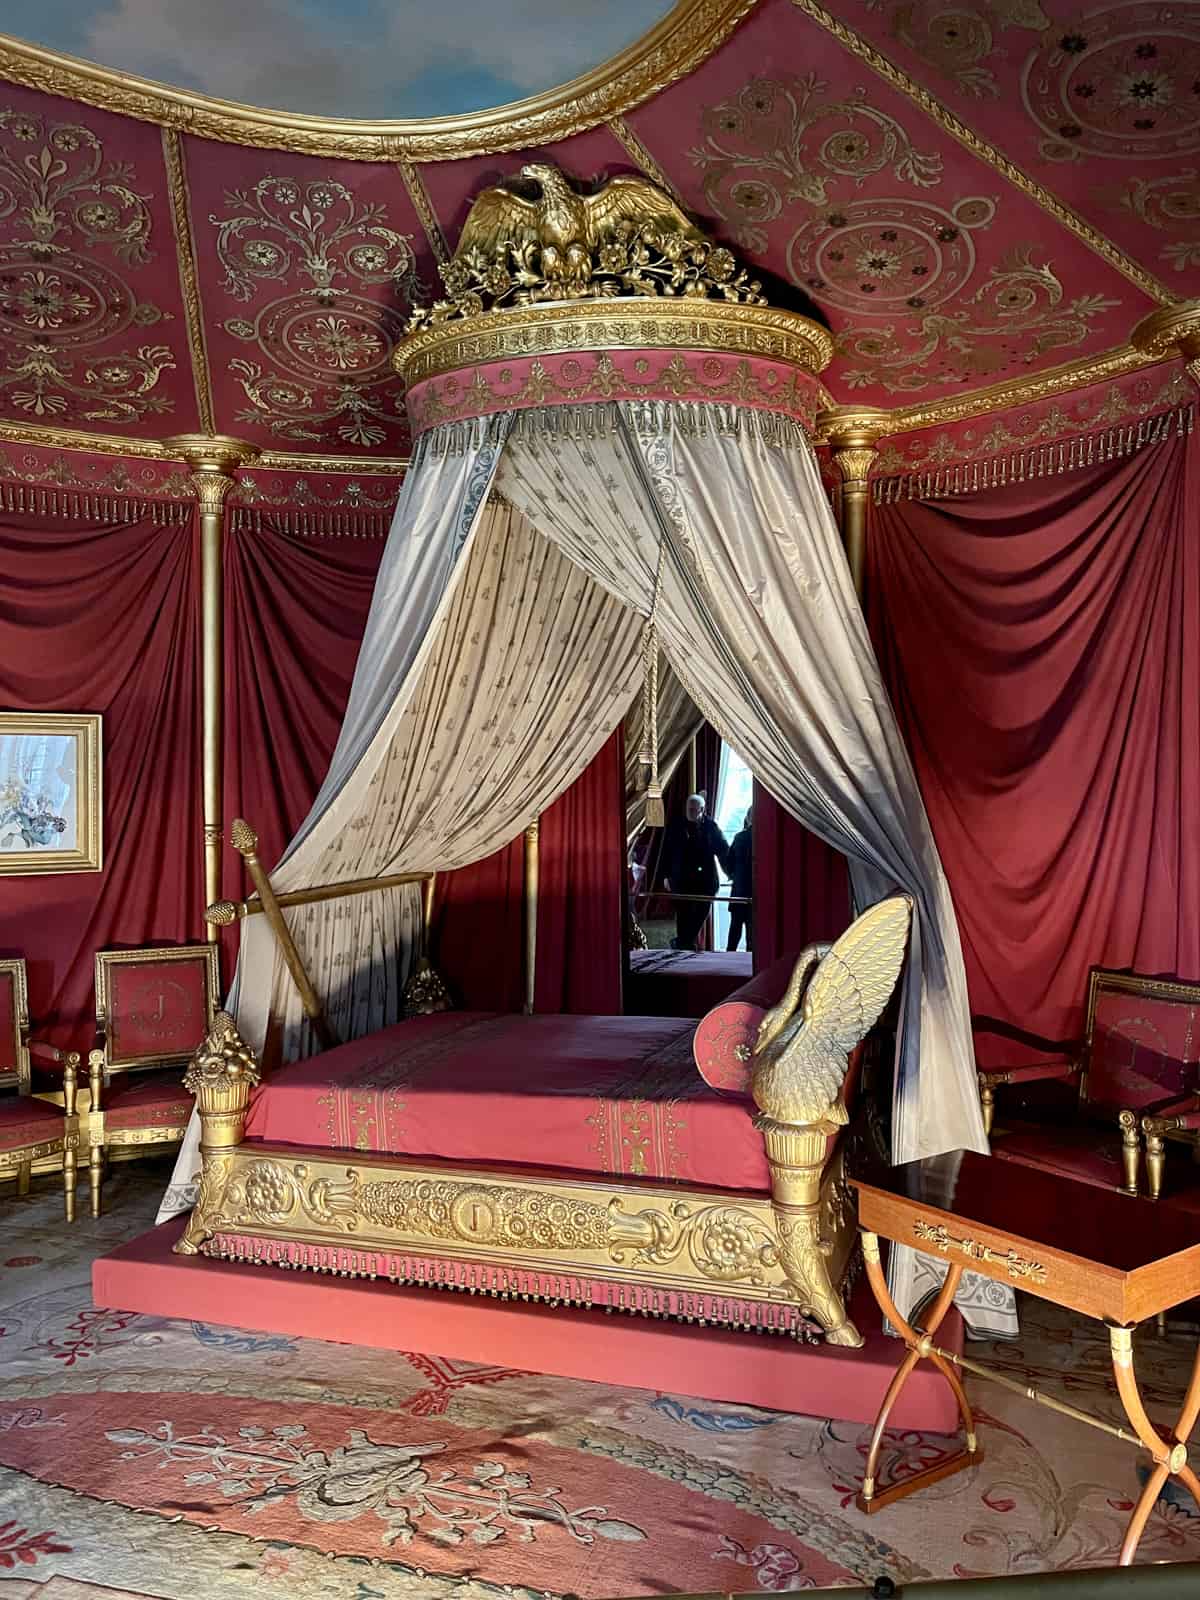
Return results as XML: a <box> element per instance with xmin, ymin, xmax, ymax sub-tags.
<box><xmin>407</xmin><ymin>163</ymin><xmax>765</xmax><ymax>329</ymax></box>
<box><xmin>752</xmin><ymin>895</ymin><xmax>912</xmax><ymax>1129</ymax></box>
<box><xmin>461</xmin><ymin>163</ymin><xmax>705</xmax><ymax>293</ymax></box>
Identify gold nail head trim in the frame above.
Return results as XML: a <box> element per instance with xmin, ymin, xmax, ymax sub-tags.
<box><xmin>0</xmin><ymin>0</ymin><xmax>757</xmax><ymax>162</ymax></box>
<box><xmin>913</xmin><ymin>1218</ymin><xmax>1048</xmax><ymax>1284</ymax></box>
<box><xmin>398</xmin><ymin>160</ymin><xmax>449</xmax><ymax>265</ymax></box>
<box><xmin>787</xmin><ymin>0</ymin><xmax>1173</xmax><ymax>306</ymax></box>
<box><xmin>162</xmin><ymin>128</ymin><xmax>215</xmax><ymax>433</ymax></box>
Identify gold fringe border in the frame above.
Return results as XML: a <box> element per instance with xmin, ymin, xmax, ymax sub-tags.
<box><xmin>0</xmin><ymin>482</ymin><xmax>192</xmax><ymax>524</ymax></box>
<box><xmin>874</xmin><ymin>405</ymin><xmax>1194</xmax><ymax>503</ymax></box>
<box><xmin>229</xmin><ymin>505</ymin><xmax>392</xmax><ymax>541</ymax></box>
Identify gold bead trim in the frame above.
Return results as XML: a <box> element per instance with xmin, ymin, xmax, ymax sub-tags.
<box><xmin>395</xmin><ymin>299</ymin><xmax>834</xmax><ymax>386</ymax></box>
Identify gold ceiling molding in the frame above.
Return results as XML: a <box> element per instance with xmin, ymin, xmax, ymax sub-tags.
<box><xmin>787</xmin><ymin>0</ymin><xmax>1176</xmax><ymax>308</ymax></box>
<box><xmin>607</xmin><ymin>116</ymin><xmax>687</xmax><ymax>207</ymax></box>
<box><xmin>398</xmin><ymin>160</ymin><xmax>449</xmax><ymax>265</ymax></box>
<box><xmin>0</xmin><ymin>0</ymin><xmax>757</xmax><ymax>161</ymax></box>
<box><xmin>162</xmin><ymin>128</ymin><xmax>215</xmax><ymax>432</ymax></box>
<box><xmin>0</xmin><ymin>418</ymin><xmax>407</xmax><ymax>476</ymax></box>
<box><xmin>875</xmin><ymin>343</ymin><xmax>1158</xmax><ymax>438</ymax></box>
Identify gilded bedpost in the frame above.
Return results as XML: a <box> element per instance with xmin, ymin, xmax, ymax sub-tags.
<box><xmin>751</xmin><ymin>899</ymin><xmax>914</xmax><ymax>1348</ymax></box>
<box><xmin>758</xmin><ymin>1114</ymin><xmax>862</xmax><ymax>1346</ymax></box>
<box><xmin>175</xmin><ymin>1011</ymin><xmax>261</xmax><ymax>1256</ymax></box>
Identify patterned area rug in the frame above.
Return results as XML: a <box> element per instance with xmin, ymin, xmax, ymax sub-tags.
<box><xmin>2</xmin><ymin>1166</ymin><xmax>1200</xmax><ymax>1597</ymax></box>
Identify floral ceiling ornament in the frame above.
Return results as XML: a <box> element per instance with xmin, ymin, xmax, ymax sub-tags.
<box><xmin>688</xmin><ymin>74</ymin><xmax>943</xmax><ymax>253</ymax></box>
<box><xmin>1022</xmin><ymin>4</ymin><xmax>1200</xmax><ymax>163</ymax></box>
<box><xmin>788</xmin><ymin>195</ymin><xmax>1118</xmax><ymax>393</ymax></box>
<box><xmin>879</xmin><ymin>0</ymin><xmax>1051</xmax><ymax>100</ymax></box>
<box><xmin>1120</xmin><ymin>171</ymin><xmax>1200</xmax><ymax>274</ymax></box>
<box><xmin>212</xmin><ymin>175</ymin><xmax>420</xmax><ymax>448</ymax></box>
<box><xmin>0</xmin><ymin>107</ymin><xmax>175</xmax><ymax>423</ymax></box>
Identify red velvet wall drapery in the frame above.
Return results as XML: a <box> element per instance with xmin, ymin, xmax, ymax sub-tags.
<box><xmin>536</xmin><ymin>729</ymin><xmax>624</xmax><ymax>1014</ymax></box>
<box><xmin>0</xmin><ymin>510</ymin><xmax>203</xmax><ymax>1050</ymax></box>
<box><xmin>223</xmin><ymin>516</ymin><xmax>384</xmax><ymax>892</ymax></box>
<box><xmin>752</xmin><ymin>784</ymin><xmax>850</xmax><ymax>973</ymax></box>
<box><xmin>869</xmin><ymin>427</ymin><xmax>1200</xmax><ymax>1051</ymax></box>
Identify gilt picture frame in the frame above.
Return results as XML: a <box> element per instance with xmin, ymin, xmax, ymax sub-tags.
<box><xmin>0</xmin><ymin>713</ymin><xmax>102</xmax><ymax>874</ymax></box>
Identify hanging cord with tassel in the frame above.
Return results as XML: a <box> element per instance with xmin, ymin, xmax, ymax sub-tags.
<box><xmin>639</xmin><ymin>535</ymin><xmax>669</xmax><ymax>829</ymax></box>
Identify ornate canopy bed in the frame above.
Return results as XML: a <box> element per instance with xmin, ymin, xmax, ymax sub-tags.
<box><xmin>158</xmin><ymin>165</ymin><xmax>1010</xmax><ymax>1348</ymax></box>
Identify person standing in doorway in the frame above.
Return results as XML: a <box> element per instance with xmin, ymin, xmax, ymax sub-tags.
<box><xmin>663</xmin><ymin>793</ymin><xmax>731</xmax><ymax>951</ymax></box>
<box><xmin>727</xmin><ymin>806</ymin><xmax>753</xmax><ymax>952</ymax></box>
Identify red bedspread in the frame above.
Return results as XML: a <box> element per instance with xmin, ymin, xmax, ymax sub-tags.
<box><xmin>625</xmin><ymin>949</ymin><xmax>754</xmax><ymax>1018</ymax></box>
<box><xmin>244</xmin><ymin>1011</ymin><xmax>771</xmax><ymax>1192</ymax></box>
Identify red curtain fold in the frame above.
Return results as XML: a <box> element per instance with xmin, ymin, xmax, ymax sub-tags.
<box><xmin>0</xmin><ymin>511</ymin><xmax>203</xmax><ymax>1051</ymax></box>
<box><xmin>868</xmin><ymin>427</ymin><xmax>1200</xmax><ymax>1053</ymax></box>
<box><xmin>535</xmin><ymin>730</ymin><xmax>624</xmax><ymax>1014</ymax></box>
<box><xmin>431</xmin><ymin>841</ymin><xmax>525</xmax><ymax>1012</ymax></box>
<box><xmin>752</xmin><ymin>782</ymin><xmax>850</xmax><ymax>973</ymax></box>
<box><xmin>223</xmin><ymin>518</ymin><xmax>384</xmax><ymax>888</ymax></box>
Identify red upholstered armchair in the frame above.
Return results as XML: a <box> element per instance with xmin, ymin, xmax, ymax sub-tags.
<box><xmin>0</xmin><ymin>957</ymin><xmax>81</xmax><ymax>1216</ymax></box>
<box><xmin>979</xmin><ymin>967</ymin><xmax>1200</xmax><ymax>1197</ymax></box>
<box><xmin>87</xmin><ymin>945</ymin><xmax>219</xmax><ymax>1216</ymax></box>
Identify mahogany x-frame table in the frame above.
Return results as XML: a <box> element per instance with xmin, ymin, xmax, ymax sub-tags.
<box><xmin>852</xmin><ymin>1152</ymin><xmax>1200</xmax><ymax>1564</ymax></box>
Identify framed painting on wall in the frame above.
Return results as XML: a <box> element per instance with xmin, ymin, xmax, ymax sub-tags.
<box><xmin>0</xmin><ymin>713</ymin><xmax>102</xmax><ymax>874</ymax></box>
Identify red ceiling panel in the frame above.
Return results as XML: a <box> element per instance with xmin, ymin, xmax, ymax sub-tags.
<box><xmin>625</xmin><ymin>0</ymin><xmax>1157</xmax><ymax>402</ymax></box>
<box><xmin>0</xmin><ymin>82</ymin><xmax>200</xmax><ymax>438</ymax></box>
<box><xmin>845</xmin><ymin>0</ymin><xmax>1200</xmax><ymax>299</ymax></box>
<box><xmin>182</xmin><ymin>134</ymin><xmax>437</xmax><ymax>456</ymax></box>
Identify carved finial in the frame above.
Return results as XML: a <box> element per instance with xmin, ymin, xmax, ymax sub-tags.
<box><xmin>205</xmin><ymin>900</ymin><xmax>239</xmax><ymax>926</ymax></box>
<box><xmin>230</xmin><ymin>818</ymin><xmax>258</xmax><ymax>856</ymax></box>
<box><xmin>184</xmin><ymin>1010</ymin><xmax>261</xmax><ymax>1096</ymax></box>
<box><xmin>403</xmin><ymin>957</ymin><xmax>454</xmax><ymax>1018</ymax></box>
<box><xmin>405</xmin><ymin>164</ymin><xmax>765</xmax><ymax>334</ymax></box>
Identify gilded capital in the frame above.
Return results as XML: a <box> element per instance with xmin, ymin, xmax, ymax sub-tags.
<box><xmin>165</xmin><ymin>433</ymin><xmax>260</xmax><ymax>514</ymax></box>
<box><xmin>819</xmin><ymin>405</ymin><xmax>892</xmax><ymax>488</ymax></box>
<box><xmin>1130</xmin><ymin>302</ymin><xmax>1200</xmax><ymax>364</ymax></box>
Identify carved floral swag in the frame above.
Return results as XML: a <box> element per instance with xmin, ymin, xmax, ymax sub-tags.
<box><xmin>158</xmin><ymin>401</ymin><xmax>1012</xmax><ymax>1335</ymax></box>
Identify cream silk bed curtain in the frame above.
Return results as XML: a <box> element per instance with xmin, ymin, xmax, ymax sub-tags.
<box><xmin>157</xmin><ymin>398</ymin><xmax>1014</xmax><ymax>1333</ymax></box>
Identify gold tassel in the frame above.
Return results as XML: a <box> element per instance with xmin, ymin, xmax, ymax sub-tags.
<box><xmin>640</xmin><ymin>534</ymin><xmax>668</xmax><ymax>828</ymax></box>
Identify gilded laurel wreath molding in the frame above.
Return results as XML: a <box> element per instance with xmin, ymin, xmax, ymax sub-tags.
<box><xmin>786</xmin><ymin>0</ymin><xmax>1175</xmax><ymax>307</ymax></box>
<box><xmin>161</xmin><ymin>127</ymin><xmax>215</xmax><ymax>432</ymax></box>
<box><xmin>396</xmin><ymin>300</ymin><xmax>834</xmax><ymax>386</ymax></box>
<box><xmin>0</xmin><ymin>0</ymin><xmax>757</xmax><ymax>162</ymax></box>
<box><xmin>0</xmin><ymin>417</ymin><xmax>407</xmax><ymax>474</ymax></box>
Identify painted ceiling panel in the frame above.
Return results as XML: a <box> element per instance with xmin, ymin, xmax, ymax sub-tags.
<box><xmin>182</xmin><ymin>134</ymin><xmax>436</xmax><ymax>455</ymax></box>
<box><xmin>843</xmin><ymin>0</ymin><xmax>1200</xmax><ymax>298</ymax></box>
<box><xmin>0</xmin><ymin>81</ymin><xmax>200</xmax><ymax>437</ymax></box>
<box><xmin>625</xmin><ymin>0</ymin><xmax>1156</xmax><ymax>401</ymax></box>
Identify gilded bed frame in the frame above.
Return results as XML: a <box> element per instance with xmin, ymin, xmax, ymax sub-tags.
<box><xmin>175</xmin><ymin>1007</ymin><xmax>863</xmax><ymax>1344</ymax></box>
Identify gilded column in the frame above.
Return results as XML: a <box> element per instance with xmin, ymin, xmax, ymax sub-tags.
<box><xmin>523</xmin><ymin>819</ymin><xmax>540</xmax><ymax>1016</ymax></box>
<box><xmin>1132</xmin><ymin>301</ymin><xmax>1200</xmax><ymax>390</ymax></box>
<box><xmin>819</xmin><ymin>407</ymin><xmax>890</xmax><ymax>602</ymax></box>
<box><xmin>166</xmin><ymin>435</ymin><xmax>260</xmax><ymax>941</ymax></box>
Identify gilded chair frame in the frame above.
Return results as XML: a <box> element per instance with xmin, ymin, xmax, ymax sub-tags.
<box><xmin>979</xmin><ymin>966</ymin><xmax>1200</xmax><ymax>1197</ymax></box>
<box><xmin>86</xmin><ymin>944</ymin><xmax>220</xmax><ymax>1217</ymax></box>
<box><xmin>0</xmin><ymin>956</ymin><xmax>30</xmax><ymax>1093</ymax></box>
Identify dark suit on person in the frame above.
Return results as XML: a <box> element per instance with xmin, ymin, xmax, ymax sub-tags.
<box><xmin>663</xmin><ymin>813</ymin><xmax>731</xmax><ymax>950</ymax></box>
<box><xmin>727</xmin><ymin>822</ymin><xmax>753</xmax><ymax>951</ymax></box>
